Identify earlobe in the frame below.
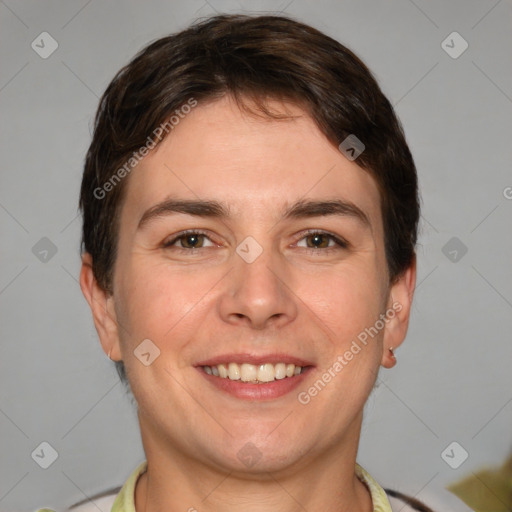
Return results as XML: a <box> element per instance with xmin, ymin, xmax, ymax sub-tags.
<box><xmin>381</xmin><ymin>256</ymin><xmax>417</xmax><ymax>369</ymax></box>
<box><xmin>79</xmin><ymin>253</ymin><xmax>122</xmax><ymax>361</ymax></box>
<box><xmin>385</xmin><ymin>347</ymin><xmax>397</xmax><ymax>368</ymax></box>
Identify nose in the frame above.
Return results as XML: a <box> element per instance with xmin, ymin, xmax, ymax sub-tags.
<box><xmin>217</xmin><ymin>244</ymin><xmax>298</xmax><ymax>330</ymax></box>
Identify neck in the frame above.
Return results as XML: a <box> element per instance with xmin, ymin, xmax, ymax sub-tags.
<box><xmin>134</xmin><ymin>418</ymin><xmax>373</xmax><ymax>512</ymax></box>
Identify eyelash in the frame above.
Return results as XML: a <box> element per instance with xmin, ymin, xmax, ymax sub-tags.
<box><xmin>162</xmin><ymin>229</ymin><xmax>349</xmax><ymax>254</ymax></box>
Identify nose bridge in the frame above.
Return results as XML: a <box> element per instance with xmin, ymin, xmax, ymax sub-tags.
<box><xmin>218</xmin><ymin>236</ymin><xmax>296</xmax><ymax>328</ymax></box>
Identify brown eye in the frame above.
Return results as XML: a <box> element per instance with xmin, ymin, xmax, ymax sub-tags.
<box><xmin>179</xmin><ymin>233</ymin><xmax>205</xmax><ymax>248</ymax></box>
<box><xmin>163</xmin><ymin>231</ymin><xmax>214</xmax><ymax>249</ymax></box>
<box><xmin>296</xmin><ymin>231</ymin><xmax>348</xmax><ymax>252</ymax></box>
<box><xmin>305</xmin><ymin>233</ymin><xmax>330</xmax><ymax>249</ymax></box>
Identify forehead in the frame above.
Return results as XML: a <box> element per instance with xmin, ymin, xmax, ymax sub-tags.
<box><xmin>120</xmin><ymin>95</ymin><xmax>382</xmax><ymax>228</ymax></box>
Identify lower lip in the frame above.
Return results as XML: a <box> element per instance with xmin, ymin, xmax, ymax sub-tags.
<box><xmin>196</xmin><ymin>366</ymin><xmax>314</xmax><ymax>401</ymax></box>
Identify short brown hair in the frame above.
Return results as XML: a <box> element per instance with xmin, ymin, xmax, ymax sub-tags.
<box><xmin>79</xmin><ymin>14</ymin><xmax>419</xmax><ymax>384</ymax></box>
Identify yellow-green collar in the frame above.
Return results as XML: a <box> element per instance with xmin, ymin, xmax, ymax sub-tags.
<box><xmin>355</xmin><ymin>463</ymin><xmax>394</xmax><ymax>512</ymax></box>
<box><xmin>111</xmin><ymin>460</ymin><xmax>392</xmax><ymax>512</ymax></box>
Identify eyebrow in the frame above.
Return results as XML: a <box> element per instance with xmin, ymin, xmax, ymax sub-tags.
<box><xmin>137</xmin><ymin>197</ymin><xmax>371</xmax><ymax>230</ymax></box>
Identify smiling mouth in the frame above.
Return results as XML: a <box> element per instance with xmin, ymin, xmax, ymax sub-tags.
<box><xmin>201</xmin><ymin>362</ymin><xmax>307</xmax><ymax>383</ymax></box>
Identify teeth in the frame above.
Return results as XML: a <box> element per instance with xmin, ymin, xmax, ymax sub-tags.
<box><xmin>274</xmin><ymin>363</ymin><xmax>286</xmax><ymax>380</ymax></box>
<box><xmin>257</xmin><ymin>363</ymin><xmax>275</xmax><ymax>382</ymax></box>
<box><xmin>218</xmin><ymin>363</ymin><xmax>228</xmax><ymax>378</ymax></box>
<box><xmin>202</xmin><ymin>362</ymin><xmax>305</xmax><ymax>383</ymax></box>
<box><xmin>228</xmin><ymin>362</ymin><xmax>240</xmax><ymax>380</ymax></box>
<box><xmin>240</xmin><ymin>363</ymin><xmax>257</xmax><ymax>382</ymax></box>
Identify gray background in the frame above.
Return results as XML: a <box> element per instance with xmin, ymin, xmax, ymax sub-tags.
<box><xmin>1</xmin><ymin>1</ymin><xmax>511</xmax><ymax>511</ymax></box>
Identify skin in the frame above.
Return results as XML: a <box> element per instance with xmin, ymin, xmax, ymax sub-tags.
<box><xmin>80</xmin><ymin>94</ymin><xmax>416</xmax><ymax>512</ymax></box>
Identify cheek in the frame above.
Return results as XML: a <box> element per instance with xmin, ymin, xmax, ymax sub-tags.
<box><xmin>295</xmin><ymin>263</ymin><xmax>386</xmax><ymax>344</ymax></box>
<box><xmin>299</xmin><ymin>267</ymin><xmax>385</xmax><ymax>403</ymax></box>
<box><xmin>114</xmin><ymin>258</ymin><xmax>222</xmax><ymax>343</ymax></box>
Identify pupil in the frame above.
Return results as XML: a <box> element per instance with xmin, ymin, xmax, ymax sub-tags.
<box><xmin>186</xmin><ymin>235</ymin><xmax>200</xmax><ymax>247</ymax></box>
<box><xmin>310</xmin><ymin>234</ymin><xmax>325</xmax><ymax>248</ymax></box>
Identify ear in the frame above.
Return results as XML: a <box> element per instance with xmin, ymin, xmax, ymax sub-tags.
<box><xmin>79</xmin><ymin>253</ymin><xmax>122</xmax><ymax>361</ymax></box>
<box><xmin>381</xmin><ymin>255</ymin><xmax>417</xmax><ymax>369</ymax></box>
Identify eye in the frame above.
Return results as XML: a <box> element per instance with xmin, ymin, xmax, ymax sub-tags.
<box><xmin>162</xmin><ymin>230</ymin><xmax>215</xmax><ymax>250</ymax></box>
<box><xmin>161</xmin><ymin>229</ymin><xmax>348</xmax><ymax>253</ymax></box>
<box><xmin>296</xmin><ymin>230</ymin><xmax>348</xmax><ymax>251</ymax></box>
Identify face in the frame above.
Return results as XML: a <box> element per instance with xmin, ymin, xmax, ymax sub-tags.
<box><xmin>82</xmin><ymin>95</ymin><xmax>414</xmax><ymax>476</ymax></box>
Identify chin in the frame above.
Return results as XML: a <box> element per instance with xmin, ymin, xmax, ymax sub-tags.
<box><xmin>201</xmin><ymin>434</ymin><xmax>309</xmax><ymax>476</ymax></box>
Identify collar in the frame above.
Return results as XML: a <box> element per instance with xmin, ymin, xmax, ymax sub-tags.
<box><xmin>111</xmin><ymin>461</ymin><xmax>393</xmax><ymax>512</ymax></box>
<box><xmin>355</xmin><ymin>463</ymin><xmax>393</xmax><ymax>511</ymax></box>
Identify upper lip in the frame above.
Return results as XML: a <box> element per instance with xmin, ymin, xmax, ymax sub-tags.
<box><xmin>195</xmin><ymin>353</ymin><xmax>314</xmax><ymax>367</ymax></box>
